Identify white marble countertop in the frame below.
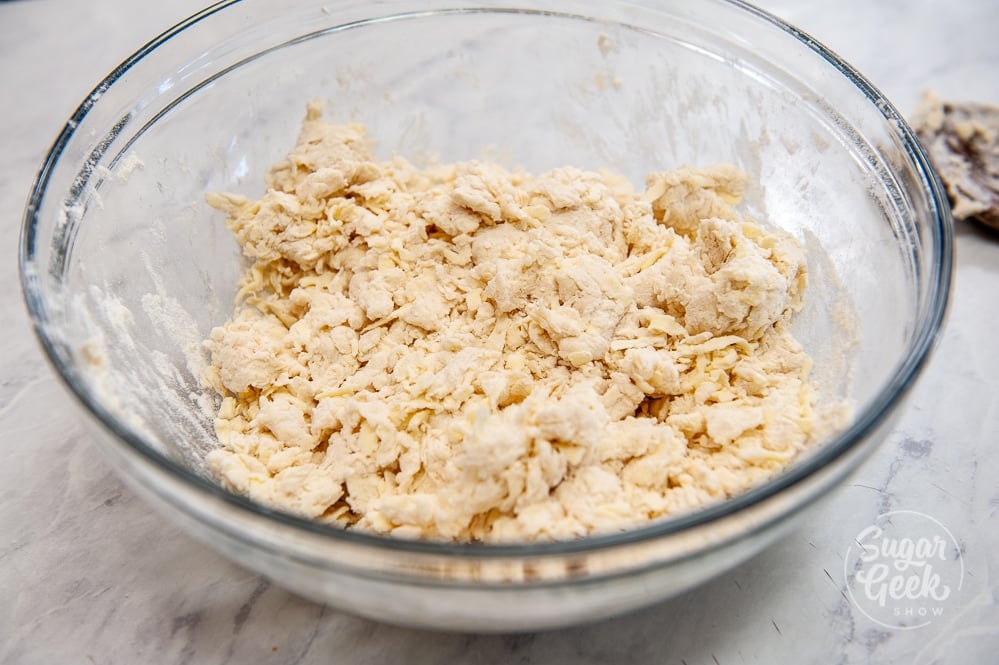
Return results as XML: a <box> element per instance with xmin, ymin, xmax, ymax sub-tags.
<box><xmin>2</xmin><ymin>0</ymin><xmax>997</xmax><ymax>662</ymax></box>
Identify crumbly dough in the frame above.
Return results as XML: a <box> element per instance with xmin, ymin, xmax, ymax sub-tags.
<box><xmin>203</xmin><ymin>102</ymin><xmax>817</xmax><ymax>542</ymax></box>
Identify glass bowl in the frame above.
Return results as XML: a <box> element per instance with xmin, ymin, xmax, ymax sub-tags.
<box><xmin>19</xmin><ymin>0</ymin><xmax>951</xmax><ymax>631</ymax></box>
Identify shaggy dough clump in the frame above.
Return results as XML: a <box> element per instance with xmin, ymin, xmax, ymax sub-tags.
<box><xmin>203</xmin><ymin>102</ymin><xmax>817</xmax><ymax>542</ymax></box>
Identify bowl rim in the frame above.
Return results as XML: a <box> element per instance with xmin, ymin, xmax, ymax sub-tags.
<box><xmin>18</xmin><ymin>0</ymin><xmax>953</xmax><ymax>559</ymax></box>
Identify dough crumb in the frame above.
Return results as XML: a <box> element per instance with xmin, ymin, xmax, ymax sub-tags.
<box><xmin>204</xmin><ymin>104</ymin><xmax>825</xmax><ymax>542</ymax></box>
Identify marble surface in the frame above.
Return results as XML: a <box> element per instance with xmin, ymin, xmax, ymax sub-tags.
<box><xmin>2</xmin><ymin>0</ymin><xmax>997</xmax><ymax>662</ymax></box>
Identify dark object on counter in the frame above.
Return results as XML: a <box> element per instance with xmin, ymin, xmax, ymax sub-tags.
<box><xmin>913</xmin><ymin>91</ymin><xmax>999</xmax><ymax>231</ymax></box>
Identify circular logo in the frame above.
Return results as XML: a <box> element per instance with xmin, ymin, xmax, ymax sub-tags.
<box><xmin>844</xmin><ymin>510</ymin><xmax>964</xmax><ymax>629</ymax></box>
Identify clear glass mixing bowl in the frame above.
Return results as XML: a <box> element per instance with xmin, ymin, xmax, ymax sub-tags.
<box><xmin>19</xmin><ymin>0</ymin><xmax>951</xmax><ymax>631</ymax></box>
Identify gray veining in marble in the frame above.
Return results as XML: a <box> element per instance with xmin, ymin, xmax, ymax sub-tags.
<box><xmin>2</xmin><ymin>0</ymin><xmax>997</xmax><ymax>663</ymax></box>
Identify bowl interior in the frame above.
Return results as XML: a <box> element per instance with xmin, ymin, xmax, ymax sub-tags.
<box><xmin>23</xmin><ymin>1</ymin><xmax>942</xmax><ymax>527</ymax></box>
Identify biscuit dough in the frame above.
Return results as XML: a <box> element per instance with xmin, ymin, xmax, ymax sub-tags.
<box><xmin>203</xmin><ymin>102</ymin><xmax>817</xmax><ymax>542</ymax></box>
